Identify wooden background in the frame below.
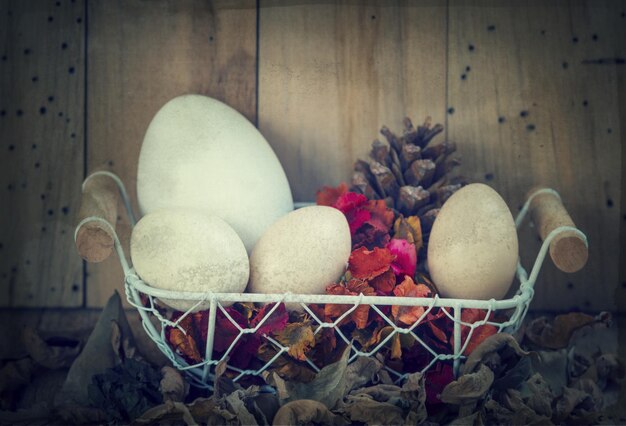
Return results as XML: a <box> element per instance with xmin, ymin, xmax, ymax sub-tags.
<box><xmin>0</xmin><ymin>0</ymin><xmax>624</xmax><ymax>311</ymax></box>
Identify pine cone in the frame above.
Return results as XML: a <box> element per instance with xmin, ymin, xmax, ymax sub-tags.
<box><xmin>350</xmin><ymin>117</ymin><xmax>467</xmax><ymax>272</ymax></box>
<box><xmin>351</xmin><ymin>117</ymin><xmax>465</xmax><ymax>229</ymax></box>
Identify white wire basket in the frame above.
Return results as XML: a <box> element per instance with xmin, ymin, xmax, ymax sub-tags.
<box><xmin>75</xmin><ymin>171</ymin><xmax>588</xmax><ymax>389</ymax></box>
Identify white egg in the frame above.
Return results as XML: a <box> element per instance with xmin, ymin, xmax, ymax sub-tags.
<box><xmin>248</xmin><ymin>206</ymin><xmax>351</xmax><ymax>304</ymax></box>
<box><xmin>137</xmin><ymin>94</ymin><xmax>293</xmax><ymax>253</ymax></box>
<box><xmin>130</xmin><ymin>209</ymin><xmax>249</xmax><ymax>312</ymax></box>
<box><xmin>427</xmin><ymin>183</ymin><xmax>519</xmax><ymax>300</ymax></box>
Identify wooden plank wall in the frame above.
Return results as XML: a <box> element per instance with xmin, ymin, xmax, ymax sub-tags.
<box><xmin>444</xmin><ymin>1</ymin><xmax>624</xmax><ymax>311</ymax></box>
<box><xmin>0</xmin><ymin>0</ymin><xmax>624</xmax><ymax>311</ymax></box>
<box><xmin>85</xmin><ymin>0</ymin><xmax>257</xmax><ymax>307</ymax></box>
<box><xmin>0</xmin><ymin>0</ymin><xmax>84</xmax><ymax>307</ymax></box>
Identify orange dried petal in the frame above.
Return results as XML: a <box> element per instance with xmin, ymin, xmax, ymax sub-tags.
<box><xmin>369</xmin><ymin>269</ymin><xmax>396</xmax><ymax>294</ymax></box>
<box><xmin>276</xmin><ymin>322</ymin><xmax>316</xmax><ymax>361</ymax></box>
<box><xmin>366</xmin><ymin>199</ymin><xmax>395</xmax><ymax>230</ymax></box>
<box><xmin>168</xmin><ymin>328</ymin><xmax>202</xmax><ymax>363</ymax></box>
<box><xmin>459</xmin><ymin>309</ymin><xmax>498</xmax><ymax>355</ymax></box>
<box><xmin>348</xmin><ymin>246</ymin><xmax>395</xmax><ymax>280</ymax></box>
<box><xmin>391</xmin><ymin>276</ymin><xmax>431</xmax><ymax>326</ymax></box>
<box><xmin>315</xmin><ymin>182</ymin><xmax>349</xmax><ymax>206</ymax></box>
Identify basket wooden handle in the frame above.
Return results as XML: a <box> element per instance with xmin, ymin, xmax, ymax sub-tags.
<box><xmin>527</xmin><ymin>186</ymin><xmax>588</xmax><ymax>273</ymax></box>
<box><xmin>75</xmin><ymin>171</ymin><xmax>120</xmax><ymax>263</ymax></box>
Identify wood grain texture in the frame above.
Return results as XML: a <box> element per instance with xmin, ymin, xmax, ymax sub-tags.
<box><xmin>86</xmin><ymin>0</ymin><xmax>257</xmax><ymax>307</ymax></box>
<box><xmin>258</xmin><ymin>0</ymin><xmax>448</xmax><ymax>202</ymax></box>
<box><xmin>0</xmin><ymin>0</ymin><xmax>84</xmax><ymax>307</ymax></box>
<box><xmin>446</xmin><ymin>0</ymin><xmax>624</xmax><ymax>311</ymax></box>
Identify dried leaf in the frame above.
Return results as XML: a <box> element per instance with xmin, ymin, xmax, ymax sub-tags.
<box><xmin>212</xmin><ymin>307</ymin><xmax>248</xmax><ymax>353</ymax></box>
<box><xmin>554</xmin><ymin>386</ymin><xmax>595</xmax><ymax>423</ymax></box>
<box><xmin>312</xmin><ymin>328</ymin><xmax>340</xmax><ymax>366</ymax></box>
<box><xmin>526</xmin><ymin>312</ymin><xmax>596</xmax><ymax>349</ymax></box>
<box><xmin>484</xmin><ymin>398</ymin><xmax>542</xmax><ymax>426</ymax></box>
<box><xmin>351</xmin><ymin>324</ymin><xmax>384</xmax><ymax>351</ymax></box>
<box><xmin>424</xmin><ymin>362</ymin><xmax>455</xmax><ymax>405</ymax></box>
<box><xmin>342</xmin><ymin>396</ymin><xmax>405</xmax><ymax>425</ymax></box>
<box><xmin>348</xmin><ymin>246</ymin><xmax>395</xmax><ymax>280</ymax></box>
<box><xmin>275</xmin><ymin>321</ymin><xmax>315</xmax><ymax>361</ymax></box>
<box><xmin>448</xmin><ymin>411</ymin><xmax>484</xmax><ymax>426</ymax></box>
<box><xmin>365</xmin><ymin>199</ymin><xmax>395</xmax><ymax>232</ymax></box>
<box><xmin>186</xmin><ymin>397</ymin><xmax>238</xmax><ymax>424</ymax></box>
<box><xmin>391</xmin><ymin>276</ymin><xmax>430</xmax><ymax>325</ymax></box>
<box><xmin>132</xmin><ymin>400</ymin><xmax>196</xmax><ymax>426</ymax></box>
<box><xmin>267</xmin><ymin>346</ymin><xmax>350</xmax><ymax>409</ymax></box>
<box><xmin>0</xmin><ymin>358</ymin><xmax>37</xmax><ymax>398</ymax></box>
<box><xmin>401</xmin><ymin>372</ymin><xmax>427</xmax><ymax>398</ymax></box>
<box><xmin>460</xmin><ymin>309</ymin><xmax>498</xmax><ymax>356</ymax></box>
<box><xmin>54</xmin><ymin>402</ymin><xmax>109</xmax><ymax>425</ymax></box>
<box><xmin>188</xmin><ymin>307</ymin><xmax>263</xmax><ymax>369</ymax></box>
<box><xmin>316</xmin><ymin>183</ymin><xmax>349</xmax><ymax>207</ymax></box>
<box><xmin>167</xmin><ymin>316</ymin><xmax>202</xmax><ymax>364</ymax></box>
<box><xmin>87</xmin><ymin>358</ymin><xmax>163</xmax><ymax>422</ymax></box>
<box><xmin>21</xmin><ymin>327</ymin><xmax>81</xmax><ymax>370</ymax></box>
<box><xmin>0</xmin><ymin>402</ymin><xmax>54</xmax><ymax>425</ymax></box>
<box><xmin>343</xmin><ymin>356</ymin><xmax>384</xmax><ymax>394</ymax></box>
<box><xmin>530</xmin><ymin>350</ymin><xmax>568</xmax><ymax>397</ymax></box>
<box><xmin>325</xmin><ymin>280</ymin><xmax>376</xmax><ymax>329</ymax></box>
<box><xmin>390</xmin><ymin>333</ymin><xmax>402</xmax><ymax>360</ymax></box>
<box><xmin>257</xmin><ymin>344</ymin><xmax>317</xmax><ymax>383</ymax></box>
<box><xmin>393</xmin><ymin>215</ymin><xmax>423</xmax><ymax>252</ymax></box>
<box><xmin>572</xmin><ymin>379</ymin><xmax>603</xmax><ymax>410</ymax></box>
<box><xmin>567</xmin><ymin>317</ymin><xmax>616</xmax><ymax>366</ymax></box>
<box><xmin>251</xmin><ymin>303</ymin><xmax>289</xmax><ymax>336</ymax></box>
<box><xmin>160</xmin><ymin>366</ymin><xmax>189</xmax><ymax>403</ymax></box>
<box><xmin>524</xmin><ymin>373</ymin><xmax>554</xmax><ymax>418</ymax></box>
<box><xmin>352</xmin><ymin>223</ymin><xmax>391</xmax><ymax>250</ymax></box>
<box><xmin>463</xmin><ymin>333</ymin><xmax>529</xmax><ymax>375</ymax></box>
<box><xmin>16</xmin><ymin>369</ymin><xmax>67</xmax><ymax>410</ymax></box>
<box><xmin>56</xmin><ymin>291</ymin><xmax>136</xmax><ymax>408</ymax></box>
<box><xmin>441</xmin><ymin>364</ymin><xmax>494</xmax><ymax>405</ymax></box>
<box><xmin>369</xmin><ymin>269</ymin><xmax>396</xmax><ymax>294</ymax></box>
<box><xmin>273</xmin><ymin>400</ymin><xmax>348</xmax><ymax>426</ymax></box>
<box><xmin>428</xmin><ymin>320</ymin><xmax>449</xmax><ymax>344</ymax></box>
<box><xmin>492</xmin><ymin>355</ymin><xmax>532</xmax><ymax>391</ymax></box>
<box><xmin>596</xmin><ymin>353</ymin><xmax>625</xmax><ymax>384</ymax></box>
<box><xmin>501</xmin><ymin>389</ymin><xmax>552</xmax><ymax>425</ymax></box>
<box><xmin>224</xmin><ymin>389</ymin><xmax>258</xmax><ymax>426</ymax></box>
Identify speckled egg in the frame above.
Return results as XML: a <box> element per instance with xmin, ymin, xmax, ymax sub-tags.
<box><xmin>137</xmin><ymin>94</ymin><xmax>293</xmax><ymax>253</ymax></box>
<box><xmin>130</xmin><ymin>209</ymin><xmax>249</xmax><ymax>312</ymax></box>
<box><xmin>248</xmin><ymin>206</ymin><xmax>351</xmax><ymax>302</ymax></box>
<box><xmin>427</xmin><ymin>183</ymin><xmax>519</xmax><ymax>300</ymax></box>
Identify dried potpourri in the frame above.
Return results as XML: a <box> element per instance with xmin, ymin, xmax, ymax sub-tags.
<box><xmin>162</xmin><ymin>118</ymin><xmax>500</xmax><ymax>399</ymax></box>
<box><xmin>165</xmin><ymin>303</ymin><xmax>289</xmax><ymax>369</ymax></box>
<box><xmin>162</xmin><ymin>182</ymin><xmax>498</xmax><ymax>397</ymax></box>
<box><xmin>315</xmin><ymin>183</ymin><xmax>500</xmax><ymax>403</ymax></box>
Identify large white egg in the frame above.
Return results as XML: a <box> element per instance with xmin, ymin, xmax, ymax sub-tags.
<box><xmin>248</xmin><ymin>206</ymin><xmax>351</xmax><ymax>301</ymax></box>
<box><xmin>130</xmin><ymin>209</ymin><xmax>249</xmax><ymax>312</ymax></box>
<box><xmin>137</xmin><ymin>94</ymin><xmax>293</xmax><ymax>253</ymax></box>
<box><xmin>427</xmin><ymin>183</ymin><xmax>518</xmax><ymax>300</ymax></box>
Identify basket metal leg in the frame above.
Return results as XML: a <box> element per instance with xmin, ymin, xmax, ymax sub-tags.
<box><xmin>202</xmin><ymin>297</ymin><xmax>218</xmax><ymax>383</ymax></box>
<box><xmin>453</xmin><ymin>305</ymin><xmax>462</xmax><ymax>377</ymax></box>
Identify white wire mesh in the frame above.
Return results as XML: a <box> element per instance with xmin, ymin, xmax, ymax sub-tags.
<box><xmin>77</xmin><ymin>173</ymin><xmax>588</xmax><ymax>389</ymax></box>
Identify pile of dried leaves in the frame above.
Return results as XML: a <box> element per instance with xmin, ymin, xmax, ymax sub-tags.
<box><xmin>0</xmin><ymin>292</ymin><xmax>623</xmax><ymax>425</ymax></box>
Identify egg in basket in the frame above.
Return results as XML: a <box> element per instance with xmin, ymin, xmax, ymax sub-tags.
<box><xmin>75</xmin><ymin>95</ymin><xmax>587</xmax><ymax>389</ymax></box>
